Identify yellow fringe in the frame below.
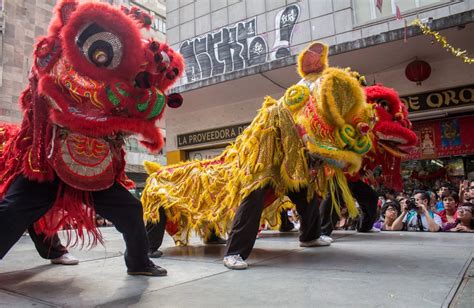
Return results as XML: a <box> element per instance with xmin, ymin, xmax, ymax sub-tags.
<box><xmin>142</xmin><ymin>42</ymin><xmax>373</xmax><ymax>245</ymax></box>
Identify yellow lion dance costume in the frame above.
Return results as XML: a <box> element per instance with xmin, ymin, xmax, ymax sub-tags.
<box><xmin>142</xmin><ymin>42</ymin><xmax>375</xmax><ymax>245</ymax></box>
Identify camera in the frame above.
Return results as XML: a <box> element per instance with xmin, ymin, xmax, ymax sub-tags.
<box><xmin>405</xmin><ymin>198</ymin><xmax>418</xmax><ymax>211</ymax></box>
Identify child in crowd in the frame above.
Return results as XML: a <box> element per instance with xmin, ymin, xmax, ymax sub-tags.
<box><xmin>447</xmin><ymin>203</ymin><xmax>474</xmax><ymax>232</ymax></box>
<box><xmin>373</xmin><ymin>201</ymin><xmax>400</xmax><ymax>231</ymax></box>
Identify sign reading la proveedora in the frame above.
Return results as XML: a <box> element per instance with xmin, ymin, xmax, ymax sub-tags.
<box><xmin>177</xmin><ymin>123</ymin><xmax>251</xmax><ymax>147</ymax></box>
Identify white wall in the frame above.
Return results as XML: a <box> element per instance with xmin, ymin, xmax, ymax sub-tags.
<box><xmin>166</xmin><ymin>90</ymin><xmax>284</xmax><ymax>151</ymax></box>
<box><xmin>365</xmin><ymin>57</ymin><xmax>474</xmax><ymax>96</ymax></box>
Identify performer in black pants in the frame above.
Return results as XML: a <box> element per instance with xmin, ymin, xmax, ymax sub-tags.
<box><xmin>223</xmin><ymin>187</ymin><xmax>329</xmax><ymax>270</ymax></box>
<box><xmin>320</xmin><ymin>180</ymin><xmax>379</xmax><ymax>238</ymax></box>
<box><xmin>0</xmin><ymin>176</ymin><xmax>165</xmax><ymax>276</ymax></box>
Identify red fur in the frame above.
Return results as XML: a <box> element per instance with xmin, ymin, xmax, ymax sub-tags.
<box><xmin>61</xmin><ymin>2</ymin><xmax>144</xmax><ymax>81</ymax></box>
<box><xmin>122</xmin><ymin>6</ymin><xmax>153</xmax><ymax>30</ymax></box>
<box><xmin>0</xmin><ymin>0</ymin><xmax>185</xmax><ymax>246</ymax></box>
<box><xmin>47</xmin><ymin>0</ymin><xmax>78</xmax><ymax>36</ymax></box>
<box><xmin>362</xmin><ymin>84</ymin><xmax>418</xmax><ymax>191</ymax></box>
<box><xmin>50</xmin><ymin>110</ymin><xmax>164</xmax><ymax>152</ymax></box>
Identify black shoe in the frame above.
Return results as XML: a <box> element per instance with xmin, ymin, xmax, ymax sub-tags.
<box><xmin>127</xmin><ymin>261</ymin><xmax>167</xmax><ymax>277</ymax></box>
<box><xmin>148</xmin><ymin>250</ymin><xmax>163</xmax><ymax>258</ymax></box>
<box><xmin>279</xmin><ymin>225</ymin><xmax>295</xmax><ymax>232</ymax></box>
<box><xmin>204</xmin><ymin>237</ymin><xmax>227</xmax><ymax>245</ymax></box>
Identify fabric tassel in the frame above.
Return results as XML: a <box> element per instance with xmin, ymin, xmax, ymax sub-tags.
<box><xmin>34</xmin><ymin>183</ymin><xmax>103</xmax><ymax>248</ymax></box>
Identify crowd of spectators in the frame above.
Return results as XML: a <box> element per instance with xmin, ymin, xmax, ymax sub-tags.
<box><xmin>371</xmin><ymin>180</ymin><xmax>474</xmax><ymax>233</ymax></box>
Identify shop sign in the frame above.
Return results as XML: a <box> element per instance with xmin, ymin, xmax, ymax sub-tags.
<box><xmin>188</xmin><ymin>148</ymin><xmax>225</xmax><ymax>161</ymax></box>
<box><xmin>177</xmin><ymin>123</ymin><xmax>250</xmax><ymax>147</ymax></box>
<box><xmin>404</xmin><ymin>115</ymin><xmax>474</xmax><ymax>160</ymax></box>
<box><xmin>400</xmin><ymin>84</ymin><xmax>474</xmax><ymax>113</ymax></box>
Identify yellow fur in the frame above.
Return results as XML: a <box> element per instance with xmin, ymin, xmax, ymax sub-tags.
<box><xmin>142</xmin><ymin>42</ymin><xmax>374</xmax><ymax>245</ymax></box>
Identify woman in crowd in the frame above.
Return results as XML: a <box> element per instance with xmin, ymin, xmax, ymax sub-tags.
<box><xmin>447</xmin><ymin>203</ymin><xmax>474</xmax><ymax>232</ymax></box>
<box><xmin>373</xmin><ymin>200</ymin><xmax>400</xmax><ymax>231</ymax></box>
<box><xmin>438</xmin><ymin>192</ymin><xmax>459</xmax><ymax>231</ymax></box>
<box><xmin>427</xmin><ymin>191</ymin><xmax>439</xmax><ymax>212</ymax></box>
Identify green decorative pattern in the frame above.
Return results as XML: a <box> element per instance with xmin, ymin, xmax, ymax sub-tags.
<box><xmin>147</xmin><ymin>89</ymin><xmax>165</xmax><ymax>119</ymax></box>
<box><xmin>284</xmin><ymin>85</ymin><xmax>310</xmax><ymax>108</ymax></box>
<box><xmin>106</xmin><ymin>86</ymin><xmax>120</xmax><ymax>106</ymax></box>
<box><xmin>137</xmin><ymin>90</ymin><xmax>152</xmax><ymax>112</ymax></box>
<box><xmin>336</xmin><ymin>124</ymin><xmax>371</xmax><ymax>154</ymax></box>
<box><xmin>116</xmin><ymin>83</ymin><xmax>130</xmax><ymax>97</ymax></box>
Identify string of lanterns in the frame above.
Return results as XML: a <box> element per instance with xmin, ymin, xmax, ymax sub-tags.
<box><xmin>412</xmin><ymin>19</ymin><xmax>473</xmax><ymax>64</ymax></box>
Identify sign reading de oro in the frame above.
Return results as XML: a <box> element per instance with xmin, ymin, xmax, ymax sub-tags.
<box><xmin>177</xmin><ymin>123</ymin><xmax>251</xmax><ymax>147</ymax></box>
<box><xmin>400</xmin><ymin>85</ymin><xmax>473</xmax><ymax>113</ymax></box>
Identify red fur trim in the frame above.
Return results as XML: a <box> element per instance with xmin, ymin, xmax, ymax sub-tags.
<box><xmin>158</xmin><ymin>47</ymin><xmax>185</xmax><ymax>92</ymax></box>
<box><xmin>121</xmin><ymin>6</ymin><xmax>153</xmax><ymax>30</ymax></box>
<box><xmin>363</xmin><ymin>84</ymin><xmax>419</xmax><ymax>190</ymax></box>
<box><xmin>51</xmin><ymin>110</ymin><xmax>164</xmax><ymax>152</ymax></box>
<box><xmin>34</xmin><ymin>183</ymin><xmax>103</xmax><ymax>248</ymax></box>
<box><xmin>47</xmin><ymin>0</ymin><xmax>78</xmax><ymax>36</ymax></box>
<box><xmin>117</xmin><ymin>148</ymin><xmax>136</xmax><ymax>189</ymax></box>
<box><xmin>33</xmin><ymin>37</ymin><xmax>62</xmax><ymax>74</ymax></box>
<box><xmin>61</xmin><ymin>2</ymin><xmax>144</xmax><ymax>81</ymax></box>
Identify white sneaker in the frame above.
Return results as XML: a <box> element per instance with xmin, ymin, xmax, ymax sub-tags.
<box><xmin>300</xmin><ymin>237</ymin><xmax>331</xmax><ymax>247</ymax></box>
<box><xmin>320</xmin><ymin>235</ymin><xmax>334</xmax><ymax>243</ymax></box>
<box><xmin>51</xmin><ymin>253</ymin><xmax>79</xmax><ymax>265</ymax></box>
<box><xmin>223</xmin><ymin>254</ymin><xmax>248</xmax><ymax>270</ymax></box>
<box><xmin>370</xmin><ymin>227</ymin><xmax>381</xmax><ymax>233</ymax></box>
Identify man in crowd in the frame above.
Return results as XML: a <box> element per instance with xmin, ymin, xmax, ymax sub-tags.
<box><xmin>391</xmin><ymin>191</ymin><xmax>442</xmax><ymax>232</ymax></box>
<box><xmin>467</xmin><ymin>181</ymin><xmax>474</xmax><ymax>203</ymax></box>
<box><xmin>436</xmin><ymin>185</ymin><xmax>451</xmax><ymax>211</ymax></box>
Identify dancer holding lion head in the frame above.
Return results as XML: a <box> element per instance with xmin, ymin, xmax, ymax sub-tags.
<box><xmin>0</xmin><ymin>0</ymin><xmax>184</xmax><ymax>276</ymax></box>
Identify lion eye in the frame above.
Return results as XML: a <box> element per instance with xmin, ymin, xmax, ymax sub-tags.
<box><xmin>76</xmin><ymin>23</ymin><xmax>123</xmax><ymax>69</ymax></box>
<box><xmin>376</xmin><ymin>99</ymin><xmax>391</xmax><ymax>113</ymax></box>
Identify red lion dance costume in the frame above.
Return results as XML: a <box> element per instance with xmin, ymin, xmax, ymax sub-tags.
<box><xmin>0</xmin><ymin>0</ymin><xmax>183</xmax><ymax>276</ymax></box>
<box><xmin>320</xmin><ymin>83</ymin><xmax>418</xmax><ymax>236</ymax></box>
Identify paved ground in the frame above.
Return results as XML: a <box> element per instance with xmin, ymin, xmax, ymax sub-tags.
<box><xmin>0</xmin><ymin>228</ymin><xmax>472</xmax><ymax>307</ymax></box>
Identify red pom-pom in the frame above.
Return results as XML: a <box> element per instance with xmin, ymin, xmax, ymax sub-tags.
<box><xmin>167</xmin><ymin>93</ymin><xmax>183</xmax><ymax>108</ymax></box>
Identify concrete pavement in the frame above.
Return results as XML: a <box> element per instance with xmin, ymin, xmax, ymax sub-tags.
<box><xmin>1</xmin><ymin>228</ymin><xmax>473</xmax><ymax>307</ymax></box>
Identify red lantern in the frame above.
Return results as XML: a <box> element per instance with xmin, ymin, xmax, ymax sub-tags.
<box><xmin>405</xmin><ymin>60</ymin><xmax>431</xmax><ymax>85</ymax></box>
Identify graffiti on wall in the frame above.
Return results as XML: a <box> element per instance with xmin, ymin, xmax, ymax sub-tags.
<box><xmin>180</xmin><ymin>4</ymin><xmax>300</xmax><ymax>83</ymax></box>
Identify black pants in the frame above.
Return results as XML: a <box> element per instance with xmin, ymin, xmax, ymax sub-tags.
<box><xmin>0</xmin><ymin>175</ymin><xmax>150</xmax><ymax>271</ymax></box>
<box><xmin>225</xmin><ymin>187</ymin><xmax>321</xmax><ymax>260</ymax></box>
<box><xmin>320</xmin><ymin>180</ymin><xmax>378</xmax><ymax>236</ymax></box>
<box><xmin>146</xmin><ymin>207</ymin><xmax>223</xmax><ymax>251</ymax></box>
<box><xmin>28</xmin><ymin>225</ymin><xmax>68</xmax><ymax>259</ymax></box>
<box><xmin>146</xmin><ymin>207</ymin><xmax>167</xmax><ymax>253</ymax></box>
<box><xmin>279</xmin><ymin>210</ymin><xmax>295</xmax><ymax>232</ymax></box>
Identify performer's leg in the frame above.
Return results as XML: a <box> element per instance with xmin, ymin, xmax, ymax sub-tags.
<box><xmin>204</xmin><ymin>229</ymin><xmax>227</xmax><ymax>244</ymax></box>
<box><xmin>28</xmin><ymin>225</ymin><xmax>79</xmax><ymax>265</ymax></box>
<box><xmin>27</xmin><ymin>225</ymin><xmax>67</xmax><ymax>259</ymax></box>
<box><xmin>146</xmin><ymin>207</ymin><xmax>166</xmax><ymax>258</ymax></box>
<box><xmin>224</xmin><ymin>187</ymin><xmax>266</xmax><ymax>260</ymax></box>
<box><xmin>287</xmin><ymin>188</ymin><xmax>320</xmax><ymax>242</ymax></box>
<box><xmin>320</xmin><ymin>191</ymin><xmax>342</xmax><ymax>237</ymax></box>
<box><xmin>93</xmin><ymin>183</ymin><xmax>166</xmax><ymax>276</ymax></box>
<box><xmin>349</xmin><ymin>180</ymin><xmax>378</xmax><ymax>232</ymax></box>
<box><xmin>319</xmin><ymin>193</ymin><xmax>333</xmax><ymax>236</ymax></box>
<box><xmin>0</xmin><ymin>176</ymin><xmax>58</xmax><ymax>259</ymax></box>
<box><xmin>278</xmin><ymin>209</ymin><xmax>295</xmax><ymax>232</ymax></box>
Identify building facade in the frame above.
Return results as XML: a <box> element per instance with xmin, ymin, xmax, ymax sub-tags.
<box><xmin>165</xmin><ymin>0</ymin><xmax>473</xmax><ymax>190</ymax></box>
<box><xmin>0</xmin><ymin>0</ymin><xmax>167</xmax><ymax>191</ymax></box>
